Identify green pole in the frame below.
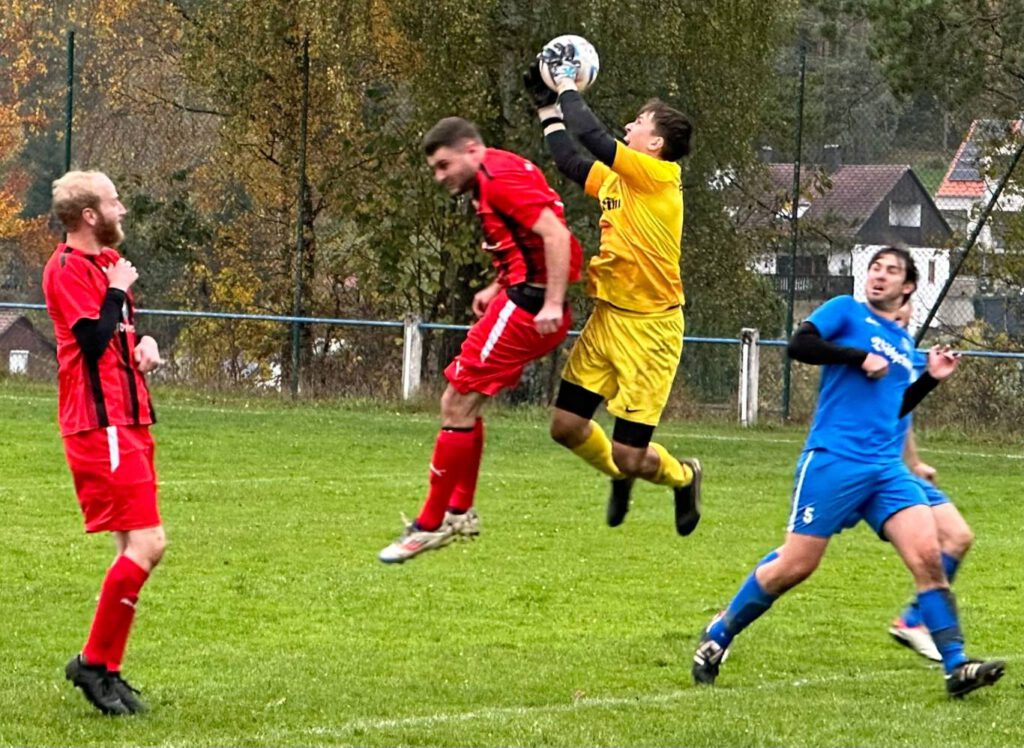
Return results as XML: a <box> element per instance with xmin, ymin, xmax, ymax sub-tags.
<box><xmin>290</xmin><ymin>34</ymin><xmax>310</xmax><ymax>398</ymax></box>
<box><xmin>781</xmin><ymin>45</ymin><xmax>806</xmax><ymax>420</ymax></box>
<box><xmin>64</xmin><ymin>30</ymin><xmax>74</xmax><ymax>173</ymax></box>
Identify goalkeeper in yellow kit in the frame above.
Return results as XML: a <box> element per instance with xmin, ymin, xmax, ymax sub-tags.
<box><xmin>524</xmin><ymin>43</ymin><xmax>701</xmax><ymax>535</ymax></box>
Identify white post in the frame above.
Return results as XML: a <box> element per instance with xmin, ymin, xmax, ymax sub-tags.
<box><xmin>738</xmin><ymin>328</ymin><xmax>760</xmax><ymax>427</ymax></box>
<box><xmin>402</xmin><ymin>315</ymin><xmax>422</xmax><ymax>400</ymax></box>
<box><xmin>9</xmin><ymin>350</ymin><xmax>28</xmax><ymax>375</ymax></box>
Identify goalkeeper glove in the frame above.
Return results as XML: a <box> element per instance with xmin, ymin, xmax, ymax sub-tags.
<box><xmin>523</xmin><ymin>59</ymin><xmax>562</xmax><ymax>126</ymax></box>
<box><xmin>541</xmin><ymin>42</ymin><xmax>580</xmax><ymax>91</ymax></box>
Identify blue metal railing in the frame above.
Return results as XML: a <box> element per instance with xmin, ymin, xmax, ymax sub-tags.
<box><xmin>3</xmin><ymin>301</ymin><xmax>1024</xmax><ymax>359</ymax></box>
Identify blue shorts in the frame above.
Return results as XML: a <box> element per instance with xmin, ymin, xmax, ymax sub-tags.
<box><xmin>788</xmin><ymin>449</ymin><xmax>928</xmax><ymax>539</ymax></box>
<box><xmin>917</xmin><ymin>476</ymin><xmax>950</xmax><ymax>507</ymax></box>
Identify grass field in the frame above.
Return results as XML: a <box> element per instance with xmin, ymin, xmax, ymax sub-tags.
<box><xmin>0</xmin><ymin>379</ymin><xmax>1021</xmax><ymax>747</ymax></box>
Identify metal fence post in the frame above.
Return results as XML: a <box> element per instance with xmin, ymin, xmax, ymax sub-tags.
<box><xmin>739</xmin><ymin>328</ymin><xmax>760</xmax><ymax>427</ymax></box>
<box><xmin>402</xmin><ymin>315</ymin><xmax>423</xmax><ymax>400</ymax></box>
<box><xmin>782</xmin><ymin>44</ymin><xmax>806</xmax><ymax>420</ymax></box>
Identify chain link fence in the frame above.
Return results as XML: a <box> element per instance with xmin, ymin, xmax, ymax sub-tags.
<box><xmin>3</xmin><ymin>13</ymin><xmax>1024</xmax><ymax>430</ymax></box>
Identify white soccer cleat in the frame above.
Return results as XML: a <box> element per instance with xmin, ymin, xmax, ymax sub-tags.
<box><xmin>444</xmin><ymin>508</ymin><xmax>480</xmax><ymax>538</ymax></box>
<box><xmin>889</xmin><ymin>617</ymin><xmax>942</xmax><ymax>662</ymax></box>
<box><xmin>378</xmin><ymin>514</ymin><xmax>456</xmax><ymax>564</ymax></box>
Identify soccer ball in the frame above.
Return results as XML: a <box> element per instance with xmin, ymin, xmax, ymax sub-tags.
<box><xmin>539</xmin><ymin>34</ymin><xmax>600</xmax><ymax>93</ymax></box>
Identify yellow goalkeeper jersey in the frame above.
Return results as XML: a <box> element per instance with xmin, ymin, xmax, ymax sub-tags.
<box><xmin>583</xmin><ymin>143</ymin><xmax>684</xmax><ymax>313</ymax></box>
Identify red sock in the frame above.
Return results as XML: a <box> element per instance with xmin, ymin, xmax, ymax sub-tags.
<box><xmin>416</xmin><ymin>427</ymin><xmax>476</xmax><ymax>530</ymax></box>
<box><xmin>82</xmin><ymin>555</ymin><xmax>149</xmax><ymax>671</ymax></box>
<box><xmin>449</xmin><ymin>418</ymin><xmax>484</xmax><ymax>512</ymax></box>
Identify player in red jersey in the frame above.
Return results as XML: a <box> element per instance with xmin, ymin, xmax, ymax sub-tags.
<box><xmin>43</xmin><ymin>171</ymin><xmax>165</xmax><ymax>715</ymax></box>
<box><xmin>379</xmin><ymin>117</ymin><xmax>583</xmax><ymax>563</ymax></box>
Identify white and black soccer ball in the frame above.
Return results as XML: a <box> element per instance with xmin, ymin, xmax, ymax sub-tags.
<box><xmin>539</xmin><ymin>34</ymin><xmax>600</xmax><ymax>93</ymax></box>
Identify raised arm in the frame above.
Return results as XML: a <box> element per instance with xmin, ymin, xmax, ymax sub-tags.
<box><xmin>524</xmin><ymin>61</ymin><xmax>598</xmax><ymax>188</ymax></box>
<box><xmin>557</xmin><ymin>90</ymin><xmax>617</xmax><ymax>167</ymax></box>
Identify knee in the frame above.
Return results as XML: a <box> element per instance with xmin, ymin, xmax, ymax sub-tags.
<box><xmin>439</xmin><ymin>389</ymin><xmax>460</xmax><ymax>420</ymax></box>
<box><xmin>782</xmin><ymin>555</ymin><xmax>819</xmax><ymax>588</ymax></box>
<box><xmin>611</xmin><ymin>445</ymin><xmax>645</xmax><ymax>477</ymax></box>
<box><xmin>944</xmin><ymin>524</ymin><xmax>974</xmax><ymax>559</ymax></box>
<box><xmin>139</xmin><ymin>531</ymin><xmax>167</xmax><ymax>568</ymax></box>
<box><xmin>148</xmin><ymin>535</ymin><xmax>167</xmax><ymax>568</ymax></box>
<box><xmin>760</xmin><ymin>553</ymin><xmax>819</xmax><ymax>595</ymax></box>
<box><xmin>550</xmin><ymin>412</ymin><xmax>591</xmax><ymax>449</ymax></box>
<box><xmin>550</xmin><ymin>419</ymin><xmax>579</xmax><ymax>447</ymax></box>
<box><xmin>906</xmin><ymin>543</ymin><xmax>944</xmax><ymax>586</ymax></box>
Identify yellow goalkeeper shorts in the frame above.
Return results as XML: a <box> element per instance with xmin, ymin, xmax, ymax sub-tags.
<box><xmin>561</xmin><ymin>301</ymin><xmax>684</xmax><ymax>426</ymax></box>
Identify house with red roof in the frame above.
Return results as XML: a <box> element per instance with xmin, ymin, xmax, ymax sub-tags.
<box><xmin>935</xmin><ymin>119</ymin><xmax>1023</xmax><ymax>241</ymax></box>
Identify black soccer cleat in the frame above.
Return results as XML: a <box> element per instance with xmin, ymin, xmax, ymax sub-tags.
<box><xmin>607</xmin><ymin>477</ymin><xmax>634</xmax><ymax>527</ymax></box>
<box><xmin>674</xmin><ymin>457</ymin><xmax>702</xmax><ymax>536</ymax></box>
<box><xmin>108</xmin><ymin>672</ymin><xmax>148</xmax><ymax>713</ymax></box>
<box><xmin>945</xmin><ymin>659</ymin><xmax>1005</xmax><ymax>698</ymax></box>
<box><xmin>692</xmin><ymin>634</ymin><xmax>726</xmax><ymax>686</ymax></box>
<box><xmin>65</xmin><ymin>655</ymin><xmax>130</xmax><ymax>715</ymax></box>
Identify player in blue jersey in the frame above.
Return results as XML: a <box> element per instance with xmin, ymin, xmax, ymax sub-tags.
<box><xmin>887</xmin><ymin>301</ymin><xmax>975</xmax><ymax>662</ymax></box>
<box><xmin>692</xmin><ymin>247</ymin><xmax>1004</xmax><ymax>698</ymax></box>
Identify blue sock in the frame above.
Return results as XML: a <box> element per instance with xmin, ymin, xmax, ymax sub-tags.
<box><xmin>941</xmin><ymin>552</ymin><xmax>961</xmax><ymax>584</ymax></box>
<box><xmin>901</xmin><ymin>553</ymin><xmax>961</xmax><ymax>627</ymax></box>
<box><xmin>917</xmin><ymin>588</ymin><xmax>968</xmax><ymax>673</ymax></box>
<box><xmin>707</xmin><ymin>551</ymin><xmax>779</xmax><ymax>648</ymax></box>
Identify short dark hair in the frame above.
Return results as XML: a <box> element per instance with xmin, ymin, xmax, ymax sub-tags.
<box><xmin>870</xmin><ymin>246</ymin><xmax>918</xmax><ymax>299</ymax></box>
<box><xmin>639</xmin><ymin>99</ymin><xmax>693</xmax><ymax>161</ymax></box>
<box><xmin>422</xmin><ymin>117</ymin><xmax>483</xmax><ymax>156</ymax></box>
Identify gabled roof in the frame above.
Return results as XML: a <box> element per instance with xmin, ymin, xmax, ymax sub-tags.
<box><xmin>936</xmin><ymin>119</ymin><xmax>1022</xmax><ymax>200</ymax></box>
<box><xmin>764</xmin><ymin>163</ymin><xmax>915</xmax><ymax>237</ymax></box>
<box><xmin>0</xmin><ymin>311</ymin><xmax>22</xmax><ymax>335</ymax></box>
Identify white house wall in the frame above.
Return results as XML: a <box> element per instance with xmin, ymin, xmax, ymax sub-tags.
<box><xmin>852</xmin><ymin>245</ymin><xmax>975</xmax><ymax>335</ymax></box>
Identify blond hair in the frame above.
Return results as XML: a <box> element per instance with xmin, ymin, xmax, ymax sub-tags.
<box><xmin>51</xmin><ymin>171</ymin><xmax>108</xmax><ymax>230</ymax></box>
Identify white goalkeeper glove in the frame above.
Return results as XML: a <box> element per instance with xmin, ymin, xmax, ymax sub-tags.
<box><xmin>541</xmin><ymin>42</ymin><xmax>581</xmax><ymax>92</ymax></box>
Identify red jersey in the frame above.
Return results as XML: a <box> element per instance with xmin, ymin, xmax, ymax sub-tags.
<box><xmin>42</xmin><ymin>244</ymin><xmax>156</xmax><ymax>437</ymax></box>
<box><xmin>473</xmin><ymin>148</ymin><xmax>583</xmax><ymax>287</ymax></box>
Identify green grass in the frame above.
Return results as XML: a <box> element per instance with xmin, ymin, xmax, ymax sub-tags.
<box><xmin>0</xmin><ymin>379</ymin><xmax>1021</xmax><ymax>747</ymax></box>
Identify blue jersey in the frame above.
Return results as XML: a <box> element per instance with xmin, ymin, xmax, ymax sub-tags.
<box><xmin>803</xmin><ymin>295</ymin><xmax>918</xmax><ymax>463</ymax></box>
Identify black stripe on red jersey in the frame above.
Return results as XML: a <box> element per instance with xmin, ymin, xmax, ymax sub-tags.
<box><xmin>72</xmin><ymin>250</ymin><xmax>111</xmax><ymax>427</ymax></box>
<box><xmin>118</xmin><ymin>298</ymin><xmax>142</xmax><ymax>424</ymax></box>
<box><xmin>143</xmin><ymin>380</ymin><xmax>156</xmax><ymax>424</ymax></box>
<box><xmin>119</xmin><ymin>328</ymin><xmax>141</xmax><ymax>423</ymax></box>
<box><xmin>84</xmin><ymin>357</ymin><xmax>110</xmax><ymax>428</ymax></box>
<box><xmin>491</xmin><ymin>206</ymin><xmax>540</xmax><ymax>284</ymax></box>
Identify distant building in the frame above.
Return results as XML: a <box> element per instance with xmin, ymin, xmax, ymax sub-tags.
<box><xmin>738</xmin><ymin>148</ymin><xmax>958</xmax><ymax>332</ymax></box>
<box><xmin>935</xmin><ymin>119</ymin><xmax>1023</xmax><ymax>239</ymax></box>
<box><xmin>934</xmin><ymin>119</ymin><xmax>1024</xmax><ymax>336</ymax></box>
<box><xmin>0</xmin><ymin>311</ymin><xmax>56</xmax><ymax>376</ymax></box>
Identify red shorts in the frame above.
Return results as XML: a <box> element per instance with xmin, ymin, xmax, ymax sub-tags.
<box><xmin>63</xmin><ymin>425</ymin><xmax>161</xmax><ymax>533</ymax></box>
<box><xmin>445</xmin><ymin>288</ymin><xmax>572</xmax><ymax>396</ymax></box>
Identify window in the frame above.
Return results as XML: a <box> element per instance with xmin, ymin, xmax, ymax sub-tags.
<box><xmin>890</xmin><ymin>202</ymin><xmax>922</xmax><ymax>228</ymax></box>
<box><xmin>928</xmin><ymin>259</ymin><xmax>936</xmax><ymax>284</ymax></box>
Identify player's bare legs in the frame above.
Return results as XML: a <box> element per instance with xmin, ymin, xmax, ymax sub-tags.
<box><xmin>754</xmin><ymin>533</ymin><xmax>830</xmax><ymax>595</ymax></box>
<box><xmin>85</xmin><ymin>525</ymin><xmax>167</xmax><ymax>713</ymax></box>
<box><xmin>379</xmin><ymin>386</ymin><xmax>488</xmax><ymax>564</ymax></box>
<box><xmin>890</xmin><ymin>500</ymin><xmax>974</xmax><ymax>661</ymax></box>
<box><xmin>114</xmin><ymin>525</ymin><xmax>167</xmax><ymax>572</ymax></box>
<box><xmin>692</xmin><ymin>532</ymin><xmax>828</xmax><ymax>685</ymax></box>
<box><xmin>551</xmin><ymin>401</ymin><xmax>699</xmax><ymax>533</ymax></box>
<box><xmin>884</xmin><ymin>505</ymin><xmax>1003</xmax><ymax>696</ymax></box>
